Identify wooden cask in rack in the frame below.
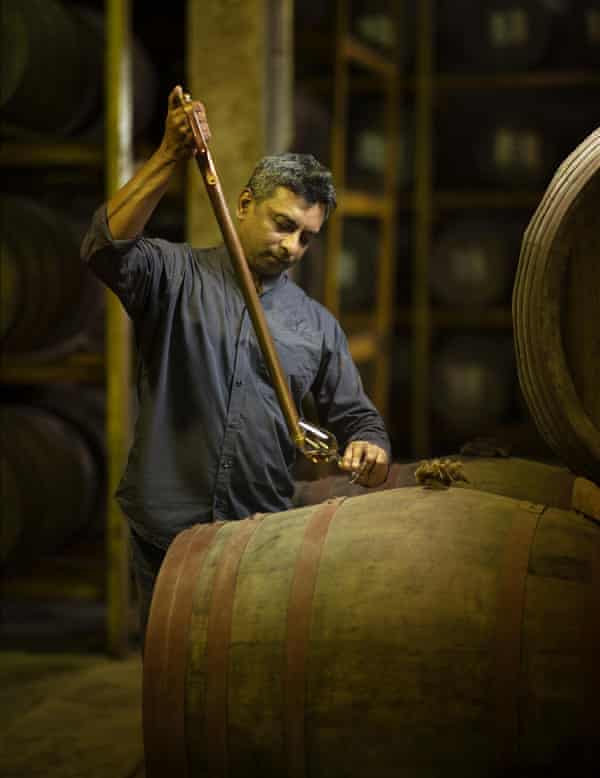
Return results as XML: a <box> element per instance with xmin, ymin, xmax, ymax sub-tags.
<box><xmin>430</xmin><ymin>334</ymin><xmax>516</xmax><ymax>437</ymax></box>
<box><xmin>547</xmin><ymin>1</ymin><xmax>600</xmax><ymax>67</ymax></box>
<box><xmin>0</xmin><ymin>0</ymin><xmax>101</xmax><ymax>136</ymax></box>
<box><xmin>143</xmin><ymin>487</ymin><xmax>600</xmax><ymax>776</ymax></box>
<box><xmin>0</xmin><ymin>0</ymin><xmax>157</xmax><ymax>138</ymax></box>
<box><xmin>473</xmin><ymin>115</ymin><xmax>558</xmax><ymax>189</ymax></box>
<box><xmin>436</xmin><ymin>97</ymin><xmax>559</xmax><ymax>190</ymax></box>
<box><xmin>572</xmin><ymin>1</ymin><xmax>600</xmax><ymax>64</ymax></box>
<box><xmin>430</xmin><ymin>216</ymin><xmax>523</xmax><ymax>306</ymax></box>
<box><xmin>513</xmin><ymin>126</ymin><xmax>600</xmax><ymax>485</ymax></box>
<box><xmin>347</xmin><ymin>98</ymin><xmax>414</xmax><ymax>193</ymax></box>
<box><xmin>0</xmin><ymin>195</ymin><xmax>102</xmax><ymax>361</ymax></box>
<box><xmin>0</xmin><ymin>392</ymin><xmax>105</xmax><ymax>567</ymax></box>
<box><xmin>436</xmin><ymin>0</ymin><xmax>554</xmax><ymax>71</ymax></box>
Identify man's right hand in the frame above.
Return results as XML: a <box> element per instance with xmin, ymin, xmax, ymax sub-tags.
<box><xmin>106</xmin><ymin>86</ymin><xmax>212</xmax><ymax>240</ymax></box>
<box><xmin>158</xmin><ymin>85</ymin><xmax>211</xmax><ymax>163</ymax></box>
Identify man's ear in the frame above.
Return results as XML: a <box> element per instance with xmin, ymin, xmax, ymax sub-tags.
<box><xmin>237</xmin><ymin>189</ymin><xmax>253</xmax><ymax>220</ymax></box>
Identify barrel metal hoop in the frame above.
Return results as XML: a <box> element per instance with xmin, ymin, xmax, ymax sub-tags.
<box><xmin>492</xmin><ymin>504</ymin><xmax>542</xmax><ymax>770</ymax></box>
<box><xmin>204</xmin><ymin>514</ymin><xmax>265</xmax><ymax>777</ymax></box>
<box><xmin>143</xmin><ymin>522</ymin><xmax>222</xmax><ymax>778</ymax></box>
<box><xmin>284</xmin><ymin>497</ymin><xmax>346</xmax><ymax>777</ymax></box>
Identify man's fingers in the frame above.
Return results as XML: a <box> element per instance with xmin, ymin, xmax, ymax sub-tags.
<box><xmin>169</xmin><ymin>87</ymin><xmax>208</xmax><ymax>126</ymax></box>
<box><xmin>375</xmin><ymin>447</ymin><xmax>387</xmax><ymax>465</ymax></box>
<box><xmin>166</xmin><ymin>88</ymin><xmax>211</xmax><ymax>150</ymax></box>
<box><xmin>351</xmin><ymin>447</ymin><xmax>364</xmax><ymax>471</ymax></box>
<box><xmin>358</xmin><ymin>446</ymin><xmax>379</xmax><ymax>479</ymax></box>
<box><xmin>169</xmin><ymin>85</ymin><xmax>184</xmax><ymax>108</ymax></box>
<box><xmin>341</xmin><ymin>441</ymin><xmax>378</xmax><ymax>471</ymax></box>
<box><xmin>339</xmin><ymin>442</ymin><xmax>389</xmax><ymax>487</ymax></box>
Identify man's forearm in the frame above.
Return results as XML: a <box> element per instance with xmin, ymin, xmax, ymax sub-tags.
<box><xmin>107</xmin><ymin>148</ymin><xmax>179</xmax><ymax>239</ymax></box>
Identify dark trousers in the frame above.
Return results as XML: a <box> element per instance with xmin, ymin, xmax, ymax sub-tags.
<box><xmin>128</xmin><ymin>527</ymin><xmax>168</xmax><ymax>651</ymax></box>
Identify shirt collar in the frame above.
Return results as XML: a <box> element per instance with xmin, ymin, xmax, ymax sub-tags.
<box><xmin>260</xmin><ymin>270</ymin><xmax>288</xmax><ymax>296</ymax></box>
<box><xmin>219</xmin><ymin>244</ymin><xmax>288</xmax><ymax>297</ymax></box>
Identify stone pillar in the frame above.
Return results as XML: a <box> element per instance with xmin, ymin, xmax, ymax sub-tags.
<box><xmin>186</xmin><ymin>0</ymin><xmax>293</xmax><ymax>247</ymax></box>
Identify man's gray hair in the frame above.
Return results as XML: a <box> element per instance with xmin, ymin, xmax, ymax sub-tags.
<box><xmin>246</xmin><ymin>153</ymin><xmax>337</xmax><ymax>219</ymax></box>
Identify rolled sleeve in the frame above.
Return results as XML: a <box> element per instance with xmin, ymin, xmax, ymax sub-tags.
<box><xmin>80</xmin><ymin>204</ymin><xmax>141</xmax><ymax>263</ymax></box>
<box><xmin>80</xmin><ymin>204</ymin><xmax>188</xmax><ymax>318</ymax></box>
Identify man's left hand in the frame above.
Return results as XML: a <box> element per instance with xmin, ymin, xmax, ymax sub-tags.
<box><xmin>338</xmin><ymin>441</ymin><xmax>389</xmax><ymax>488</ymax></box>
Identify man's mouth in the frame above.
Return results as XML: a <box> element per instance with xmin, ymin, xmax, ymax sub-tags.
<box><xmin>269</xmin><ymin>253</ymin><xmax>291</xmax><ymax>265</ymax></box>
<box><xmin>258</xmin><ymin>251</ymin><xmax>293</xmax><ymax>269</ymax></box>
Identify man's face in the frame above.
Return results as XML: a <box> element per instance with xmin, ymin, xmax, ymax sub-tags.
<box><xmin>236</xmin><ymin>186</ymin><xmax>326</xmax><ymax>278</ymax></box>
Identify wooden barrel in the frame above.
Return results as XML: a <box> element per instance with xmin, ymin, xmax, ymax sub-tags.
<box><xmin>547</xmin><ymin>1</ymin><xmax>600</xmax><ymax>67</ymax></box>
<box><xmin>437</xmin><ymin>0</ymin><xmax>553</xmax><ymax>71</ymax></box>
<box><xmin>347</xmin><ymin>99</ymin><xmax>414</xmax><ymax>192</ymax></box>
<box><xmin>293</xmin><ymin>456</ymin><xmax>577</xmax><ymax>511</ymax></box>
<box><xmin>0</xmin><ymin>400</ymin><xmax>103</xmax><ymax>567</ymax></box>
<box><xmin>339</xmin><ymin>218</ymin><xmax>378</xmax><ymax>312</ymax></box>
<box><xmin>513</xmin><ymin>126</ymin><xmax>600</xmax><ymax>485</ymax></box>
<box><xmin>351</xmin><ymin>0</ymin><xmax>415</xmax><ymax>66</ymax></box>
<box><xmin>350</xmin><ymin>0</ymin><xmax>395</xmax><ymax>53</ymax></box>
<box><xmin>572</xmin><ymin>1</ymin><xmax>600</xmax><ymax>65</ymax></box>
<box><xmin>0</xmin><ymin>0</ymin><xmax>100</xmax><ymax>136</ymax></box>
<box><xmin>293</xmin><ymin>89</ymin><xmax>332</xmax><ymax>167</ymax></box>
<box><xmin>0</xmin><ymin>0</ymin><xmax>157</xmax><ymax>138</ymax></box>
<box><xmin>430</xmin><ymin>217</ymin><xmax>522</xmax><ymax>306</ymax></box>
<box><xmin>71</xmin><ymin>5</ymin><xmax>159</xmax><ymax>141</ymax></box>
<box><xmin>431</xmin><ymin>334</ymin><xmax>516</xmax><ymax>436</ymax></box>
<box><xmin>0</xmin><ymin>195</ymin><xmax>102</xmax><ymax>361</ymax></box>
<box><xmin>297</xmin><ymin>215</ymin><xmax>396</xmax><ymax>318</ymax></box>
<box><xmin>0</xmin><ymin>234</ymin><xmax>20</xmax><ymax>342</ymax></box>
<box><xmin>347</xmin><ymin>97</ymin><xmax>386</xmax><ymax>192</ymax></box>
<box><xmin>437</xmin><ymin>97</ymin><xmax>559</xmax><ymax>189</ymax></box>
<box><xmin>143</xmin><ymin>488</ymin><xmax>600</xmax><ymax>776</ymax></box>
<box><xmin>474</xmin><ymin>115</ymin><xmax>558</xmax><ymax>189</ymax></box>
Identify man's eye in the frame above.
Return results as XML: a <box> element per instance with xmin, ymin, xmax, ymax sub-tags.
<box><xmin>275</xmin><ymin>218</ymin><xmax>295</xmax><ymax>232</ymax></box>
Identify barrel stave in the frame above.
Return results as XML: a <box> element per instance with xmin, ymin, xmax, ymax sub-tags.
<box><xmin>228</xmin><ymin>509</ymin><xmax>309</xmax><ymax>774</ymax></box>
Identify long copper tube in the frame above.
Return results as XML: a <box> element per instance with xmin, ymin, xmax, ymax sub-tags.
<box><xmin>180</xmin><ymin>93</ymin><xmax>304</xmax><ymax>448</ymax></box>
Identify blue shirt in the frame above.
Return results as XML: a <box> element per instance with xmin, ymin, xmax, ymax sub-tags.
<box><xmin>82</xmin><ymin>206</ymin><xmax>390</xmax><ymax>548</ymax></box>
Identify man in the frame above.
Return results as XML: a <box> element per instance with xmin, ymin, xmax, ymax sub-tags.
<box><xmin>82</xmin><ymin>86</ymin><xmax>390</xmax><ymax>640</ymax></box>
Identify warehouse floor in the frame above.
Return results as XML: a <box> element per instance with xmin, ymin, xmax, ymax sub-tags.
<box><xmin>0</xmin><ymin>601</ymin><xmax>146</xmax><ymax>778</ymax></box>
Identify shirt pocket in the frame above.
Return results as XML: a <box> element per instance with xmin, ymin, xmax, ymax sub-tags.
<box><xmin>252</xmin><ymin>322</ymin><xmax>321</xmax><ymax>401</ymax></box>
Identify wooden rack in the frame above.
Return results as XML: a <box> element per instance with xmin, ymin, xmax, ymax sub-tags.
<box><xmin>408</xmin><ymin>0</ymin><xmax>600</xmax><ymax>457</ymax></box>
<box><xmin>1</xmin><ymin>0</ymin><xmax>134</xmax><ymax>657</ymax></box>
<box><xmin>325</xmin><ymin>0</ymin><xmax>400</xmax><ymax>417</ymax></box>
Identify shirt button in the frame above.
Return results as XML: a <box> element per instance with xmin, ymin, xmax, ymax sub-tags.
<box><xmin>222</xmin><ymin>458</ymin><xmax>232</xmax><ymax>469</ymax></box>
<box><xmin>235</xmin><ymin>379</ymin><xmax>243</xmax><ymax>387</ymax></box>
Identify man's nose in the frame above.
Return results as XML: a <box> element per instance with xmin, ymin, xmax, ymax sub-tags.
<box><xmin>281</xmin><ymin>232</ymin><xmax>301</xmax><ymax>256</ymax></box>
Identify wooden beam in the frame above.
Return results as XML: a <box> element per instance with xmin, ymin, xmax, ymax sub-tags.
<box><xmin>412</xmin><ymin>0</ymin><xmax>434</xmax><ymax>458</ymax></box>
<box><xmin>105</xmin><ymin>0</ymin><xmax>134</xmax><ymax>658</ymax></box>
<box><xmin>343</xmin><ymin>36</ymin><xmax>397</xmax><ymax>78</ymax></box>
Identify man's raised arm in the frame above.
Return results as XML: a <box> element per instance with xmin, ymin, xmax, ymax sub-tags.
<box><xmin>107</xmin><ymin>85</ymin><xmax>210</xmax><ymax>240</ymax></box>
